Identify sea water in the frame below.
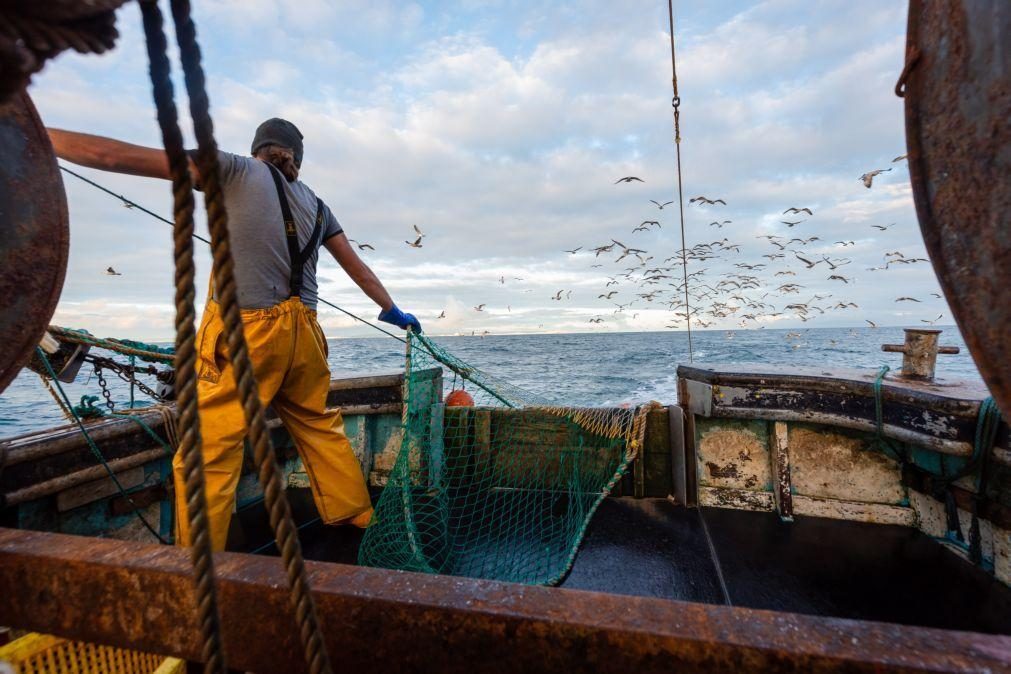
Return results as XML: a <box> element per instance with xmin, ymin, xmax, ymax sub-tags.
<box><xmin>0</xmin><ymin>326</ymin><xmax>984</xmax><ymax>437</ymax></box>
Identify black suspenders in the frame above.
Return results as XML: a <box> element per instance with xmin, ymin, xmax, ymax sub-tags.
<box><xmin>266</xmin><ymin>163</ymin><xmax>324</xmax><ymax>298</ymax></box>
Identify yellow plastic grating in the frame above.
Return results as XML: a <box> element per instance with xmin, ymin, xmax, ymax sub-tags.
<box><xmin>0</xmin><ymin>634</ymin><xmax>184</xmax><ymax>674</ymax></box>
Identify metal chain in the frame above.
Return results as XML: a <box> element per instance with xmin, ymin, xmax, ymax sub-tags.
<box><xmin>138</xmin><ymin>2</ymin><xmax>225</xmax><ymax>673</ymax></box>
<box><xmin>94</xmin><ymin>363</ymin><xmax>115</xmax><ymax>412</ymax></box>
<box><xmin>92</xmin><ymin>356</ymin><xmax>167</xmax><ymax>402</ymax></box>
<box><xmin>168</xmin><ymin>1</ymin><xmax>333</xmax><ymax>671</ymax></box>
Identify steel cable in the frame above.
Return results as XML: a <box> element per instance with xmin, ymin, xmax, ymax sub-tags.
<box><xmin>667</xmin><ymin>0</ymin><xmax>693</xmax><ymax>363</ymax></box>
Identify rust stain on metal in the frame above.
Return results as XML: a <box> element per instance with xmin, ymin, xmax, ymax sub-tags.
<box><xmin>881</xmin><ymin>329</ymin><xmax>960</xmax><ymax>381</ymax></box>
<box><xmin>903</xmin><ymin>0</ymin><xmax>1011</xmax><ymax>418</ymax></box>
<box><xmin>3</xmin><ymin>527</ymin><xmax>1009</xmax><ymax>673</ymax></box>
<box><xmin>0</xmin><ymin>90</ymin><xmax>69</xmax><ymax>395</ymax></box>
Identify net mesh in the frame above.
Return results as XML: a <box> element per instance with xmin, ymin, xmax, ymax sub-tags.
<box><xmin>358</xmin><ymin>332</ymin><xmax>659</xmax><ymax>585</ymax></box>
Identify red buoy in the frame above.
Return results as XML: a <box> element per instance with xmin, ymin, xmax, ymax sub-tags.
<box><xmin>445</xmin><ymin>389</ymin><xmax>475</xmax><ymax>407</ymax></box>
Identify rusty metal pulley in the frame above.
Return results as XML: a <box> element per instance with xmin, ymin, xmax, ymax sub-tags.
<box><xmin>903</xmin><ymin>0</ymin><xmax>1011</xmax><ymax>416</ymax></box>
<box><xmin>0</xmin><ymin>90</ymin><xmax>69</xmax><ymax>394</ymax></box>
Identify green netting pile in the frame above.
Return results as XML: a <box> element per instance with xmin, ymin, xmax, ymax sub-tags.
<box><xmin>358</xmin><ymin>332</ymin><xmax>656</xmax><ymax>585</ymax></box>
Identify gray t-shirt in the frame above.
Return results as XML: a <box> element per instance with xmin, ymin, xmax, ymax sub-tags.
<box><xmin>211</xmin><ymin>151</ymin><xmax>342</xmax><ymax>310</ymax></box>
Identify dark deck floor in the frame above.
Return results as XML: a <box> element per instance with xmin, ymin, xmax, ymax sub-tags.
<box><xmin>238</xmin><ymin>494</ymin><xmax>1011</xmax><ymax>635</ymax></box>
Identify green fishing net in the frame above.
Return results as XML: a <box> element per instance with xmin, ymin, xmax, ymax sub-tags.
<box><xmin>358</xmin><ymin>332</ymin><xmax>656</xmax><ymax>585</ymax></box>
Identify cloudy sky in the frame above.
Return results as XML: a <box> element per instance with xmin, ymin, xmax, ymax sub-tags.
<box><xmin>32</xmin><ymin>0</ymin><xmax>946</xmax><ymax>340</ymax></box>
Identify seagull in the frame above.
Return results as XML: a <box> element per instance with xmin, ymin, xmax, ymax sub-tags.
<box><xmin>598</xmin><ymin>291</ymin><xmax>618</xmax><ymax>300</ymax></box>
<box><xmin>895</xmin><ymin>297</ymin><xmax>921</xmax><ymax>303</ymax></box>
<box><xmin>794</xmin><ymin>253</ymin><xmax>819</xmax><ymax>268</ymax></box>
<box><xmin>563</xmin><ymin>247</ymin><xmax>583</xmax><ymax>254</ymax></box>
<box><xmin>866</xmin><ymin>320</ymin><xmax>877</xmax><ymax>328</ymax></box>
<box><xmin>650</xmin><ymin>200</ymin><xmax>674</xmax><ymax>209</ymax></box>
<box><xmin>781</xmin><ymin>220</ymin><xmax>804</xmax><ymax>227</ymax></box>
<box><xmin>871</xmin><ymin>223</ymin><xmax>894</xmax><ymax>231</ymax></box>
<box><xmin>930</xmin><ymin>292</ymin><xmax>942</xmax><ymax>298</ymax></box>
<box><xmin>405</xmin><ymin>236</ymin><xmax>423</xmax><ymax>248</ymax></box>
<box><xmin>437</xmin><ymin>310</ymin><xmax>446</xmax><ymax>319</ymax></box>
<box><xmin>859</xmin><ymin>168</ymin><xmax>892</xmax><ymax>188</ymax></box>
<box><xmin>413</xmin><ymin>224</ymin><xmax>425</xmax><ymax>237</ymax></box>
<box><xmin>632</xmin><ymin>220</ymin><xmax>661</xmax><ymax>232</ymax></box>
<box><xmin>834</xmin><ymin>241</ymin><xmax>855</xmax><ymax>246</ymax></box>
<box><xmin>104</xmin><ymin>266</ymin><xmax>122</xmax><ymax>276</ymax></box>
<box><xmin>614</xmin><ymin>176</ymin><xmax>644</xmax><ymax>184</ymax></box>
<box><xmin>474</xmin><ymin>304</ymin><xmax>486</xmax><ymax>311</ymax></box>
<box><xmin>589</xmin><ymin>317</ymin><xmax>604</xmax><ymax>323</ymax></box>
<box><xmin>783</xmin><ymin>207</ymin><xmax>813</xmax><ymax>215</ymax></box>
<box><xmin>921</xmin><ymin>314</ymin><xmax>943</xmax><ymax>325</ymax></box>
<box><xmin>348</xmin><ymin>240</ymin><xmax>374</xmax><ymax>251</ymax></box>
<box><xmin>499</xmin><ymin>276</ymin><xmax>505</xmax><ymax>285</ymax></box>
<box><xmin>827</xmin><ymin>275</ymin><xmax>851</xmax><ymax>283</ymax></box>
<box><xmin>551</xmin><ymin>290</ymin><xmax>564</xmax><ymax>301</ymax></box>
<box><xmin>689</xmin><ymin>196</ymin><xmax>726</xmax><ymax>205</ymax></box>
<box><xmin>892</xmin><ymin>154</ymin><xmax>908</xmax><ymax>162</ymax></box>
<box><xmin>709</xmin><ymin>220</ymin><xmax>732</xmax><ymax>228</ymax></box>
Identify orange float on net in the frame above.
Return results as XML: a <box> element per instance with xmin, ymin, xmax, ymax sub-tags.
<box><xmin>445</xmin><ymin>389</ymin><xmax>475</xmax><ymax>407</ymax></box>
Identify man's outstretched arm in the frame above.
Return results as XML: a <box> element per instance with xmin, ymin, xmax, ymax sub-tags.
<box><xmin>47</xmin><ymin>128</ymin><xmax>199</xmax><ymax>182</ymax></box>
<box><xmin>324</xmin><ymin>233</ymin><xmax>422</xmax><ymax>332</ymax></box>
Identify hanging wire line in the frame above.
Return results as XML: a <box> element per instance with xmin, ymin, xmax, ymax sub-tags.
<box><xmin>59</xmin><ymin>163</ymin><xmax>407</xmax><ymax>346</ymax></box>
<box><xmin>667</xmin><ymin>0</ymin><xmax>693</xmax><ymax>363</ymax></box>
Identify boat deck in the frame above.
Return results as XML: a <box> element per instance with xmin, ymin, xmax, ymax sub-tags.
<box><xmin>246</xmin><ymin>495</ymin><xmax>1011</xmax><ymax>635</ymax></box>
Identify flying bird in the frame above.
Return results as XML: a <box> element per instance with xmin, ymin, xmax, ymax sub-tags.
<box><xmin>614</xmin><ymin>176</ymin><xmax>644</xmax><ymax>184</ymax></box>
<box><xmin>650</xmin><ymin>200</ymin><xmax>674</xmax><ymax>209</ymax></box>
<box><xmin>437</xmin><ymin>310</ymin><xmax>446</xmax><ymax>319</ymax></box>
<box><xmin>892</xmin><ymin>154</ymin><xmax>908</xmax><ymax>162</ymax></box>
<box><xmin>871</xmin><ymin>223</ymin><xmax>894</xmax><ymax>231</ymax></box>
<box><xmin>598</xmin><ymin>291</ymin><xmax>618</xmax><ymax>299</ymax></box>
<box><xmin>589</xmin><ymin>317</ymin><xmax>604</xmax><ymax>324</ymax></box>
<box><xmin>783</xmin><ymin>207</ymin><xmax>813</xmax><ymax>215</ymax></box>
<box><xmin>551</xmin><ymin>290</ymin><xmax>564</xmax><ymax>301</ymax></box>
<box><xmin>866</xmin><ymin>320</ymin><xmax>877</xmax><ymax>328</ymax></box>
<box><xmin>405</xmin><ymin>236</ymin><xmax>423</xmax><ymax>248</ymax></box>
<box><xmin>413</xmin><ymin>224</ymin><xmax>425</xmax><ymax>237</ymax></box>
<box><xmin>859</xmin><ymin>168</ymin><xmax>892</xmax><ymax>188</ymax></box>
<box><xmin>781</xmin><ymin>220</ymin><xmax>804</xmax><ymax>227</ymax></box>
<box><xmin>827</xmin><ymin>275</ymin><xmax>851</xmax><ymax>283</ymax></box>
<box><xmin>563</xmin><ymin>247</ymin><xmax>583</xmax><ymax>254</ymax></box>
<box><xmin>104</xmin><ymin>266</ymin><xmax>121</xmax><ymax>276</ymax></box>
<box><xmin>689</xmin><ymin>196</ymin><xmax>726</xmax><ymax>205</ymax></box>
<box><xmin>921</xmin><ymin>314</ymin><xmax>943</xmax><ymax>325</ymax></box>
<box><xmin>348</xmin><ymin>239</ymin><xmax>374</xmax><ymax>251</ymax></box>
<box><xmin>895</xmin><ymin>297</ymin><xmax>921</xmax><ymax>303</ymax></box>
<box><xmin>633</xmin><ymin>220</ymin><xmax>661</xmax><ymax>232</ymax></box>
<box><xmin>474</xmin><ymin>304</ymin><xmax>486</xmax><ymax>311</ymax></box>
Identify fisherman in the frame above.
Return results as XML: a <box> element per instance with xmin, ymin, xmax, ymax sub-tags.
<box><xmin>48</xmin><ymin>119</ymin><xmax>422</xmax><ymax>550</ymax></box>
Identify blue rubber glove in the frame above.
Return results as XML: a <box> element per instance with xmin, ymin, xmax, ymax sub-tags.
<box><xmin>378</xmin><ymin>304</ymin><xmax>423</xmax><ymax>333</ymax></box>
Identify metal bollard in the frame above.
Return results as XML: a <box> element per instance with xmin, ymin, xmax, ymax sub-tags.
<box><xmin>881</xmin><ymin>328</ymin><xmax>959</xmax><ymax>381</ymax></box>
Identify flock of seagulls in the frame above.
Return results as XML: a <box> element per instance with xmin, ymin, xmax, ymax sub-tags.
<box><xmin>98</xmin><ymin>154</ymin><xmax>941</xmax><ymax>338</ymax></box>
<box><xmin>421</xmin><ymin>163</ymin><xmax>945</xmax><ymax>334</ymax></box>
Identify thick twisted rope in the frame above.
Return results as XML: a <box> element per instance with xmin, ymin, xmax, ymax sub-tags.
<box><xmin>139</xmin><ymin>2</ymin><xmax>225</xmax><ymax>672</ymax></box>
<box><xmin>0</xmin><ymin>1</ymin><xmax>127</xmax><ymax>101</ymax></box>
<box><xmin>47</xmin><ymin>325</ymin><xmax>174</xmax><ymax>364</ymax></box>
<box><xmin>168</xmin><ymin>1</ymin><xmax>333</xmax><ymax>672</ymax></box>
